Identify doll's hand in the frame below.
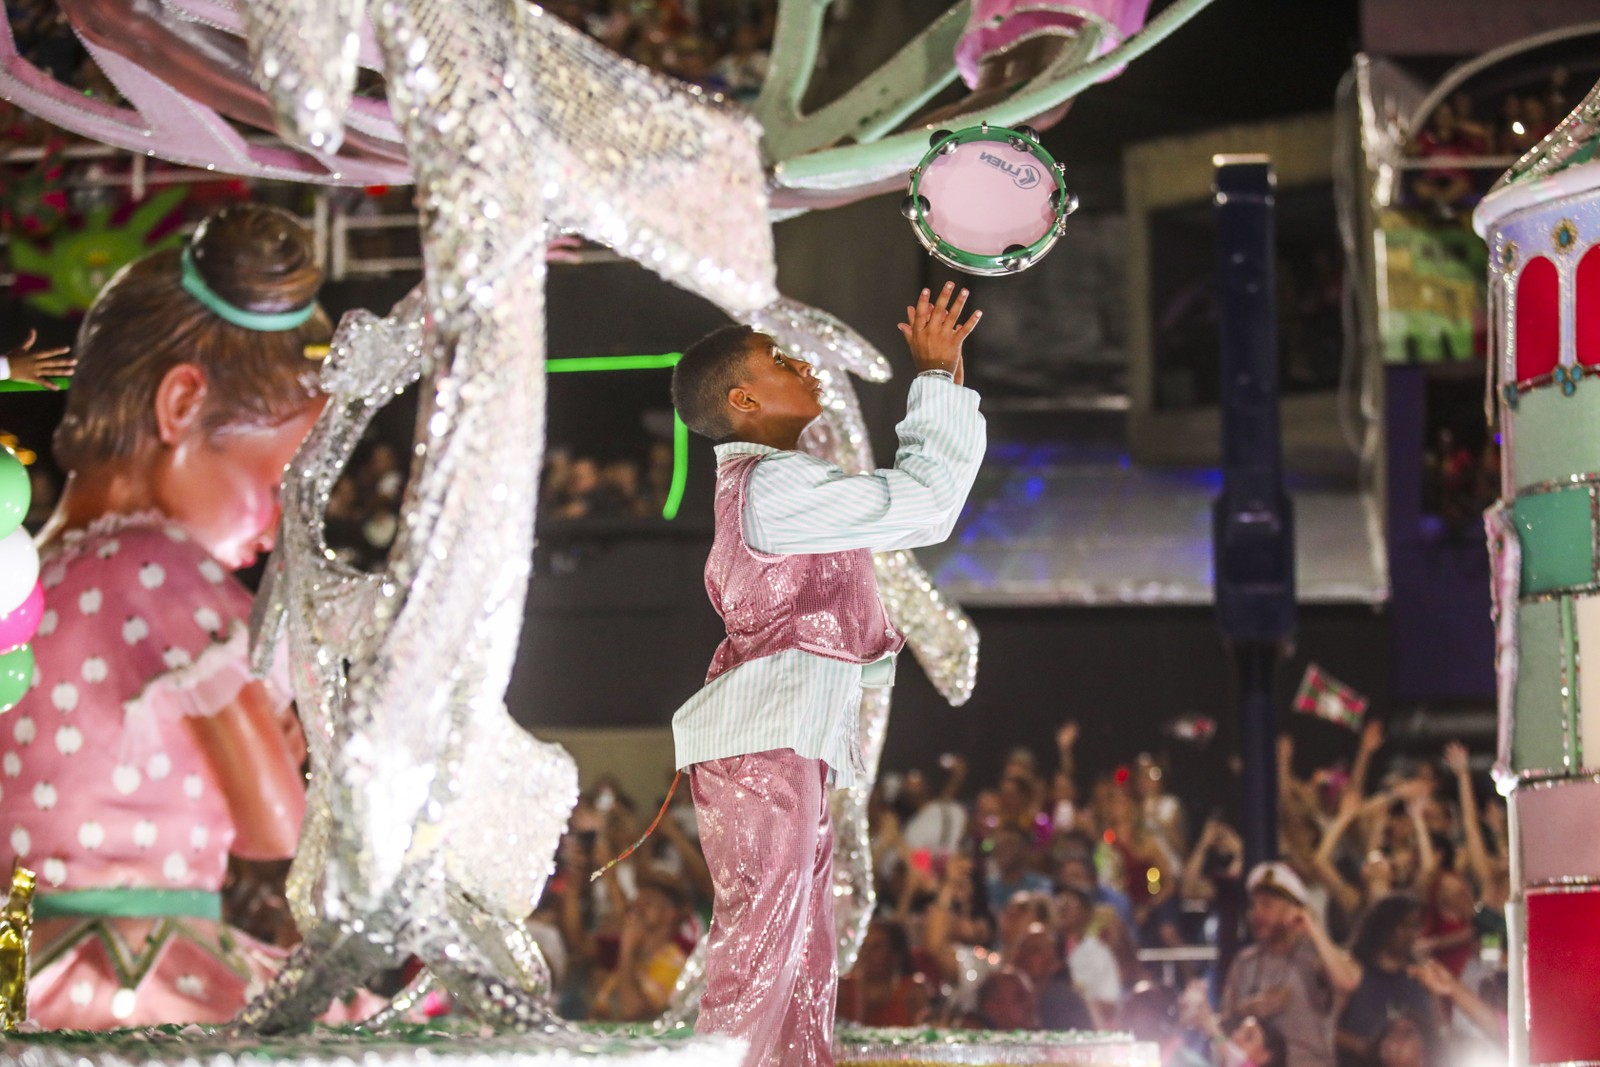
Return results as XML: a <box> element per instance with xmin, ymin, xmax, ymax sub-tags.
<box><xmin>899</xmin><ymin>282</ymin><xmax>980</xmax><ymax>383</ymax></box>
<box><xmin>4</xmin><ymin>331</ymin><xmax>73</xmax><ymax>388</ymax></box>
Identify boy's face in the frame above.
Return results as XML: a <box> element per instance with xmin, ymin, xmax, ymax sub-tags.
<box><xmin>732</xmin><ymin>335</ymin><xmax>823</xmax><ymax>427</ymax></box>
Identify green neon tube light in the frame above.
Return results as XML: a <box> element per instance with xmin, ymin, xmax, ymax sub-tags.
<box><xmin>0</xmin><ymin>378</ymin><xmax>71</xmax><ymax>392</ymax></box>
<box><xmin>547</xmin><ymin>352</ymin><xmax>686</xmax><ymax>520</ymax></box>
<box><xmin>0</xmin><ymin>356</ymin><xmax>691</xmax><ymax>517</ymax></box>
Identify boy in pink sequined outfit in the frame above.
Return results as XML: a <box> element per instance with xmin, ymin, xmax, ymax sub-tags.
<box><xmin>669</xmin><ymin>284</ymin><xmax>987</xmax><ymax>1066</ymax></box>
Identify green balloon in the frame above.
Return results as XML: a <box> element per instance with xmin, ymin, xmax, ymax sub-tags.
<box><xmin>0</xmin><ymin>448</ymin><xmax>27</xmax><ymax>540</ymax></box>
<box><xmin>0</xmin><ymin>644</ymin><xmax>32</xmax><ymax>714</ymax></box>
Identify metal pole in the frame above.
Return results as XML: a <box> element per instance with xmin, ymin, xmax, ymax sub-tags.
<box><xmin>1211</xmin><ymin>155</ymin><xmax>1295</xmax><ymax>872</ymax></box>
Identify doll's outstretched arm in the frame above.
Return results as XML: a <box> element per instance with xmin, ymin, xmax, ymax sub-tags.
<box><xmin>185</xmin><ymin>680</ymin><xmax>308</xmax><ymax>860</ymax></box>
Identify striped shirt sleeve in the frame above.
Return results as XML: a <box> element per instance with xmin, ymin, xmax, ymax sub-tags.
<box><xmin>742</xmin><ymin>375</ymin><xmax>986</xmax><ymax>555</ymax></box>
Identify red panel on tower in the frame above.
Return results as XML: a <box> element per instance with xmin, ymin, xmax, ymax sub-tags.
<box><xmin>1526</xmin><ymin>887</ymin><xmax>1600</xmax><ymax>1063</ymax></box>
<box><xmin>1516</xmin><ymin>256</ymin><xmax>1560</xmax><ymax>382</ymax></box>
<box><xmin>1578</xmin><ymin>247</ymin><xmax>1600</xmax><ymax>365</ymax></box>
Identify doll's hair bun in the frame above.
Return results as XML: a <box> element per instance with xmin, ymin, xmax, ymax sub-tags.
<box><xmin>55</xmin><ymin>203</ymin><xmax>331</xmax><ymax>471</ymax></box>
<box><xmin>186</xmin><ymin>204</ymin><xmax>322</xmax><ymax>316</ymax></box>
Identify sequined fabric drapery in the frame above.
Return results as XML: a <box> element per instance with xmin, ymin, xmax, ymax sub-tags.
<box><xmin>238</xmin><ymin>0</ymin><xmax>776</xmax><ymax>1031</ymax></box>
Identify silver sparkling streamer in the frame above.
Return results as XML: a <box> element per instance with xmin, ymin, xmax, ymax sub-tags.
<box><xmin>834</xmin><ymin>1027</ymin><xmax>1162</xmax><ymax>1066</ymax></box>
<box><xmin>829</xmin><ymin>685</ymin><xmax>893</xmax><ymax>973</ymax></box>
<box><xmin>243</xmin><ymin>0</ymin><xmax>364</xmax><ymax>152</ymax></box>
<box><xmin>0</xmin><ymin>1026</ymin><xmax>1153</xmax><ymax>1067</ymax></box>
<box><xmin>240</xmin><ymin>0</ymin><xmax>778</xmax><ymax>1033</ymax></box>
<box><xmin>0</xmin><ymin>1029</ymin><xmax>747</xmax><ymax>1066</ymax></box>
<box><xmin>664</xmin><ymin>302</ymin><xmax>981</xmax><ymax>1025</ymax></box>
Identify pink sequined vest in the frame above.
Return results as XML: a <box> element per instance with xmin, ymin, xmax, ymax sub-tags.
<box><xmin>704</xmin><ymin>453</ymin><xmax>904</xmax><ymax>683</ymax></box>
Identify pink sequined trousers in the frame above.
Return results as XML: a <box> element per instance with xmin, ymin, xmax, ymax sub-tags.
<box><xmin>692</xmin><ymin>749</ymin><xmax>837</xmax><ymax>1067</ymax></box>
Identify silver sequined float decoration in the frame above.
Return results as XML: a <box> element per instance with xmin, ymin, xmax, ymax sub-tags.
<box><xmin>243</xmin><ymin>0</ymin><xmax>364</xmax><ymax>152</ymax></box>
<box><xmin>242</xmin><ymin>0</ymin><xmax>776</xmax><ymax>1031</ymax></box>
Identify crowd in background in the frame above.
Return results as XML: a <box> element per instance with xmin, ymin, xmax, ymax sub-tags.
<box><xmin>546</xmin><ymin>0</ymin><xmax>776</xmax><ymax>100</ymax></box>
<box><xmin>534</xmin><ymin>720</ymin><xmax>1509</xmax><ymax>1067</ymax></box>
<box><xmin>1406</xmin><ymin>71</ymin><xmax>1577</xmax><ymax>216</ymax></box>
<box><xmin>540</xmin><ymin>442</ymin><xmax>676</xmax><ymax>522</ymax></box>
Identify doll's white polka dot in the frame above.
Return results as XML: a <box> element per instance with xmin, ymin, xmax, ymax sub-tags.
<box><xmin>28</xmin><ymin>662</ymin><xmax>39</xmax><ymax>690</ymax></box>
<box><xmin>54</xmin><ymin>724</ymin><xmax>83</xmax><ymax>755</ymax></box>
<box><xmin>164</xmin><ymin>527</ymin><xmax>187</xmax><ymax>542</ymax></box>
<box><xmin>163</xmin><ymin>852</ymin><xmax>189</xmax><ymax>881</ymax></box>
<box><xmin>77</xmin><ymin>821</ymin><xmax>104</xmax><ymax>850</ymax></box>
<box><xmin>110</xmin><ymin>988</ymin><xmax>137</xmax><ymax>1020</ymax></box>
<box><xmin>123</xmin><ymin>616</ymin><xmax>150</xmax><ymax>645</ymax></box>
<box><xmin>51</xmin><ymin>682</ymin><xmax>78</xmax><ymax>713</ymax></box>
<box><xmin>162</xmin><ymin>647</ymin><xmax>192</xmax><ymax>670</ymax></box>
<box><xmin>176</xmin><ymin>974</ymin><xmax>205</xmax><ymax>998</ymax></box>
<box><xmin>32</xmin><ymin>782</ymin><xmax>55</xmax><ymax>810</ymax></box>
<box><xmin>146</xmin><ymin>752</ymin><xmax>171</xmax><ymax>780</ymax></box>
<box><xmin>194</xmin><ymin>607</ymin><xmax>222</xmax><ymax>634</ymax></box>
<box><xmin>9</xmin><ymin>827</ymin><xmax>29</xmax><ymax>857</ymax></box>
<box><xmin>42</xmin><ymin>858</ymin><xmax>66</xmax><ymax>885</ymax></box>
<box><xmin>96</xmin><ymin>539</ymin><xmax>119</xmax><ymax>559</ymax></box>
<box><xmin>69</xmin><ymin>981</ymin><xmax>93</xmax><ymax>1007</ymax></box>
<box><xmin>198</xmin><ymin>560</ymin><xmax>225</xmax><ymax>584</ymax></box>
<box><xmin>12</xmin><ymin>716</ymin><xmax>33</xmax><ymax>746</ymax></box>
<box><xmin>182</xmin><ymin>774</ymin><xmax>204</xmax><ymax>800</ymax></box>
<box><xmin>81</xmin><ymin>657</ymin><xmax>107</xmax><ymax>684</ymax></box>
<box><xmin>139</xmin><ymin>563</ymin><xmax>166</xmax><ymax>589</ymax></box>
<box><xmin>2</xmin><ymin>753</ymin><xmax>20</xmax><ymax>778</ymax></box>
<box><xmin>190</xmin><ymin>826</ymin><xmax>208</xmax><ymax>850</ymax></box>
<box><xmin>133</xmin><ymin>820</ymin><xmax>157</xmax><ymax>848</ymax></box>
<box><xmin>36</xmin><ymin>609</ymin><xmax>57</xmax><ymax>637</ymax></box>
<box><xmin>112</xmin><ymin>764</ymin><xmax>141</xmax><ymax>795</ymax></box>
<box><xmin>78</xmin><ymin>587</ymin><xmax>102</xmax><ymax>616</ymax></box>
<box><xmin>41</xmin><ymin>565</ymin><xmax>65</xmax><ymax>589</ymax></box>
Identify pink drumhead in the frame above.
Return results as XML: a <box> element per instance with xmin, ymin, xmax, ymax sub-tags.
<box><xmin>919</xmin><ymin>139</ymin><xmax>1056</xmax><ymax>256</ymax></box>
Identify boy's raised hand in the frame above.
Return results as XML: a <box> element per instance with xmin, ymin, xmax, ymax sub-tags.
<box><xmin>899</xmin><ymin>281</ymin><xmax>980</xmax><ymax>385</ymax></box>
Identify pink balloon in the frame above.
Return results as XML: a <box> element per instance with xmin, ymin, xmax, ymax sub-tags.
<box><xmin>0</xmin><ymin>581</ymin><xmax>43</xmax><ymax>653</ymax></box>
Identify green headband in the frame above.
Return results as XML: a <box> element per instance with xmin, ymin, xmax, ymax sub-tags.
<box><xmin>180</xmin><ymin>245</ymin><xmax>316</xmax><ymax>332</ymax></box>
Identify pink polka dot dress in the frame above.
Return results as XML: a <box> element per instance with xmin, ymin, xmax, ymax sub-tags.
<box><xmin>0</xmin><ymin>512</ymin><xmax>290</xmax><ymax>1028</ymax></box>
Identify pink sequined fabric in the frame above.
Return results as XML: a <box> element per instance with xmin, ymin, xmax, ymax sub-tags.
<box><xmin>692</xmin><ymin>750</ymin><xmax>836</xmax><ymax>1067</ymax></box>
<box><xmin>704</xmin><ymin>454</ymin><xmax>902</xmax><ymax>685</ymax></box>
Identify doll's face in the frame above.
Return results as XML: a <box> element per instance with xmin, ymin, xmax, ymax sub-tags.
<box><xmin>156</xmin><ymin>401</ymin><xmax>325</xmax><ymax>570</ymax></box>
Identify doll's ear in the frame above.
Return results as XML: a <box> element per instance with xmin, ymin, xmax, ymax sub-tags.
<box><xmin>153</xmin><ymin>363</ymin><xmax>209</xmax><ymax>445</ymax></box>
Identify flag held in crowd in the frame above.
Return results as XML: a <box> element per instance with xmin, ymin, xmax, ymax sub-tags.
<box><xmin>1292</xmin><ymin>664</ymin><xmax>1368</xmax><ymax>731</ymax></box>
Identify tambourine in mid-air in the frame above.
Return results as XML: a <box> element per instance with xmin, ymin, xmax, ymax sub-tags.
<box><xmin>901</xmin><ymin>123</ymin><xmax>1079</xmax><ymax>277</ymax></box>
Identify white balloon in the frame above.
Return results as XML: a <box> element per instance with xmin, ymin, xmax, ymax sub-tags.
<box><xmin>0</xmin><ymin>527</ymin><xmax>39</xmax><ymax>616</ymax></box>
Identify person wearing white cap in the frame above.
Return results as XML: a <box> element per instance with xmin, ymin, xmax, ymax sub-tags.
<box><xmin>1219</xmin><ymin>861</ymin><xmax>1362</xmax><ymax>1067</ymax></box>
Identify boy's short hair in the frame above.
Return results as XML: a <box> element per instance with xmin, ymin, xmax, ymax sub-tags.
<box><xmin>672</xmin><ymin>324</ymin><xmax>757</xmax><ymax>441</ymax></box>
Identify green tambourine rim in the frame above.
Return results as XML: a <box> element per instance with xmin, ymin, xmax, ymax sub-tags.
<box><xmin>907</xmin><ymin>124</ymin><xmax>1069</xmax><ymax>274</ymax></box>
